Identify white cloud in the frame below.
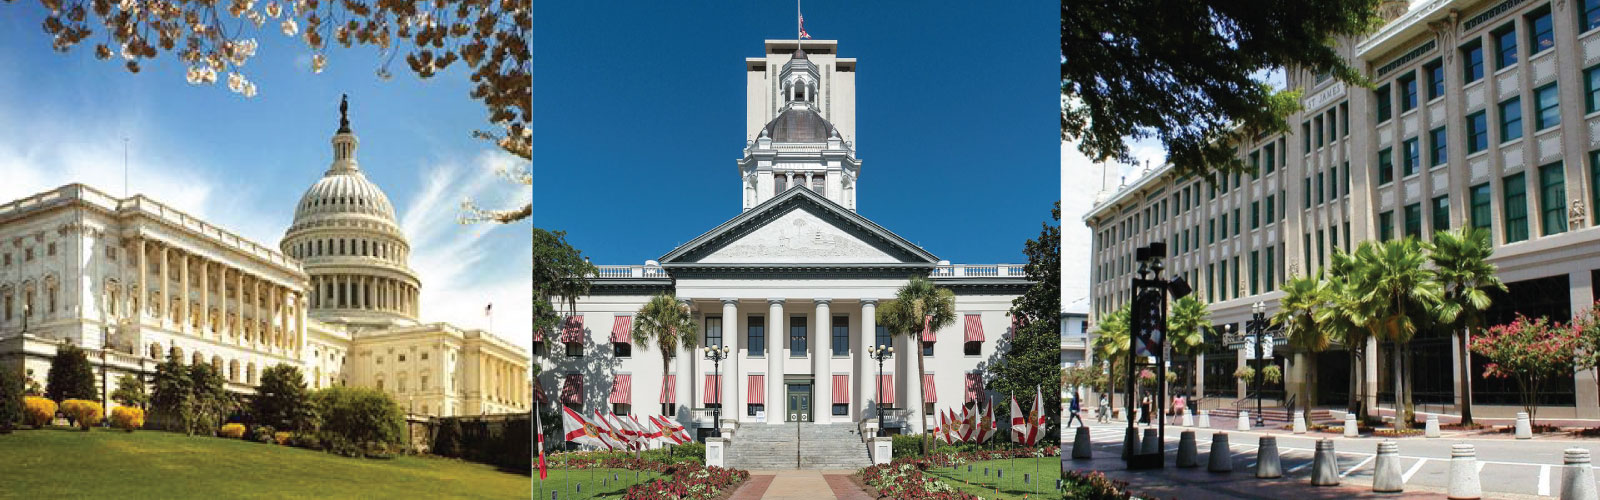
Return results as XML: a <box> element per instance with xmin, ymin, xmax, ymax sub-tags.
<box><xmin>1060</xmin><ymin>139</ymin><xmax>1166</xmax><ymax>308</ymax></box>
<box><xmin>400</xmin><ymin>151</ymin><xmax>533</xmax><ymax>353</ymax></box>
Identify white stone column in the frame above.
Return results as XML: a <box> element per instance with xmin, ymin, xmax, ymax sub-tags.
<box><xmin>767</xmin><ymin>298</ymin><xmax>784</xmax><ymax>425</ymax></box>
<box><xmin>179</xmin><ymin>253</ymin><xmax>190</xmax><ymax>333</ymax></box>
<box><xmin>199</xmin><ymin>259</ymin><xmax>209</xmax><ymax>338</ymax></box>
<box><xmin>136</xmin><ymin>238</ymin><xmax>147</xmax><ymax>321</ymax></box>
<box><xmin>721</xmin><ymin>298</ymin><xmax>739</xmax><ymax>423</ymax></box>
<box><xmin>159</xmin><ymin>246</ymin><xmax>169</xmax><ymax>325</ymax></box>
<box><xmin>296</xmin><ymin>293</ymin><xmax>306</xmax><ymax>355</ymax></box>
<box><xmin>859</xmin><ymin>299</ymin><xmax>876</xmax><ymax>421</ymax></box>
<box><xmin>252</xmin><ymin>278</ymin><xmax>261</xmax><ymax>348</ymax></box>
<box><xmin>814</xmin><ymin>298</ymin><xmax>831</xmax><ymax>423</ymax></box>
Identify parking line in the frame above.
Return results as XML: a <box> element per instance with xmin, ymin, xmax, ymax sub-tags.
<box><xmin>1287</xmin><ymin>461</ymin><xmax>1314</xmax><ymax>474</ymax></box>
<box><xmin>1341</xmin><ymin>456</ymin><xmax>1375</xmax><ymax>478</ymax></box>
<box><xmin>1539</xmin><ymin>465</ymin><xmax>1551</xmax><ymax>496</ymax></box>
<box><xmin>1401</xmin><ymin>458</ymin><xmax>1428</xmax><ymax>483</ymax></box>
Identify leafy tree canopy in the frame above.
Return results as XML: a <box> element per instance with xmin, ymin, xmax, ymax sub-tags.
<box><xmin>46</xmin><ymin>342</ymin><xmax>98</xmax><ymax>403</ymax></box>
<box><xmin>991</xmin><ymin>203</ymin><xmax>1062</xmax><ymax>442</ymax></box>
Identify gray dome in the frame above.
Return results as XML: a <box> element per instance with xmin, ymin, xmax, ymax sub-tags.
<box><xmin>761</xmin><ymin>106</ymin><xmax>838</xmax><ymax>143</ymax></box>
<box><xmin>792</xmin><ymin>48</ymin><xmax>808</xmax><ymax>60</ymax></box>
<box><xmin>293</xmin><ymin>170</ymin><xmax>398</xmax><ymax>224</ymax></box>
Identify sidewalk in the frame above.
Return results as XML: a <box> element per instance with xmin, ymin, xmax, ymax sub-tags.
<box><xmin>727</xmin><ymin>470</ymin><xmax>873</xmax><ymax>500</ymax></box>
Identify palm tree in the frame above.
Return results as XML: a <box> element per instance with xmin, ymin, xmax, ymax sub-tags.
<box><xmin>1092</xmin><ymin>306</ymin><xmax>1131</xmax><ymax>415</ymax></box>
<box><xmin>1351</xmin><ymin>238</ymin><xmax>1442</xmax><ymax>430</ymax></box>
<box><xmin>1320</xmin><ymin>249</ymin><xmax>1373</xmax><ymax>420</ymax></box>
<box><xmin>1273</xmin><ymin>274</ymin><xmax>1329</xmax><ymax>425</ymax></box>
<box><xmin>631</xmin><ymin>293</ymin><xmax>700</xmax><ymax>419</ymax></box>
<box><xmin>876</xmin><ymin>276</ymin><xmax>957</xmax><ymax>453</ymax></box>
<box><xmin>1428</xmin><ymin>228</ymin><xmax>1505</xmax><ymax>427</ymax></box>
<box><xmin>1166</xmin><ymin>296</ymin><xmax>1211</xmax><ymax>396</ymax></box>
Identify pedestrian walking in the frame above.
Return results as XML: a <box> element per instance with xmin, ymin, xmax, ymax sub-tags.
<box><xmin>1067</xmin><ymin>391</ymin><xmax>1085</xmax><ymax>427</ymax></box>
<box><xmin>1097</xmin><ymin>394</ymin><xmax>1110</xmax><ymax>423</ymax></box>
<box><xmin>1139</xmin><ymin>395</ymin><xmax>1151</xmax><ymax>424</ymax></box>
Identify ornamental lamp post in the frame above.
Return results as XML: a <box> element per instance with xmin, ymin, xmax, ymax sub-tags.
<box><xmin>1251</xmin><ymin>301</ymin><xmax>1267</xmax><ymax>428</ymax></box>
<box><xmin>869</xmin><ymin>345</ymin><xmax>894</xmax><ymax>437</ymax></box>
<box><xmin>703</xmin><ymin>345</ymin><xmax>731</xmax><ymax>437</ymax></box>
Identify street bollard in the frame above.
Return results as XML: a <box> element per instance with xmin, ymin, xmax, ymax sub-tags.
<box><xmin>1425</xmin><ymin>414</ymin><xmax>1441</xmax><ymax>438</ymax></box>
<box><xmin>1372</xmin><ymin>440</ymin><xmax>1403</xmax><ymax>493</ymax></box>
<box><xmin>1141</xmin><ymin>428</ymin><xmax>1160</xmax><ymax>455</ymax></box>
<box><xmin>1311</xmin><ymin>439</ymin><xmax>1340</xmax><ymax>486</ymax></box>
<box><xmin>1256</xmin><ymin>435</ymin><xmax>1282</xmax><ymax>479</ymax></box>
<box><xmin>1237</xmin><ymin>411</ymin><xmax>1251</xmax><ymax>431</ymax></box>
<box><xmin>1208</xmin><ymin>432</ymin><xmax>1233</xmax><ymax>473</ymax></box>
<box><xmin>1122</xmin><ymin>427</ymin><xmax>1140</xmax><ymax>460</ymax></box>
<box><xmin>1181</xmin><ymin>410</ymin><xmax>1194</xmax><ymax>427</ymax></box>
<box><xmin>1561</xmin><ymin>448</ymin><xmax>1598</xmax><ymax>500</ymax></box>
<box><xmin>1198</xmin><ymin>410</ymin><xmax>1211</xmax><ymax>428</ymax></box>
<box><xmin>1344</xmin><ymin>413</ymin><xmax>1359</xmax><ymax>437</ymax></box>
<box><xmin>1448</xmin><ymin>443</ymin><xmax>1481</xmax><ymax>500</ymax></box>
<box><xmin>1177</xmin><ymin>431</ymin><xmax>1199</xmax><ymax>468</ymax></box>
<box><xmin>1293</xmin><ymin>410</ymin><xmax>1307</xmax><ymax>434</ymax></box>
<box><xmin>1072</xmin><ymin>426</ymin><xmax>1093</xmax><ymax>459</ymax></box>
<box><xmin>1515</xmin><ymin>412</ymin><xmax>1533</xmax><ymax>439</ymax></box>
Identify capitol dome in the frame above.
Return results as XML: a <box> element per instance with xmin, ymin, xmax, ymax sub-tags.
<box><xmin>281</xmin><ymin>96</ymin><xmax>421</xmax><ymax>330</ymax></box>
<box><xmin>761</xmin><ymin>104</ymin><xmax>839</xmax><ymax>143</ymax></box>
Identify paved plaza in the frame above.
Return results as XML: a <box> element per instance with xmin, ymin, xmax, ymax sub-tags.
<box><xmin>727</xmin><ymin>470</ymin><xmax>872</xmax><ymax>500</ymax></box>
<box><xmin>1066</xmin><ymin>420</ymin><xmax>1600</xmax><ymax>498</ymax></box>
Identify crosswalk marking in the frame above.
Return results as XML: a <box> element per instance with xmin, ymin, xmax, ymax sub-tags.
<box><xmin>1539</xmin><ymin>465</ymin><xmax>1551</xmax><ymax>496</ymax></box>
<box><xmin>1341</xmin><ymin>456</ymin><xmax>1375</xmax><ymax>478</ymax></box>
<box><xmin>1401</xmin><ymin>458</ymin><xmax>1427</xmax><ymax>483</ymax></box>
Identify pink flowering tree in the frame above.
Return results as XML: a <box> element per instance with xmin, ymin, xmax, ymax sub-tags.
<box><xmin>1469</xmin><ymin>314</ymin><xmax>1580</xmax><ymax>425</ymax></box>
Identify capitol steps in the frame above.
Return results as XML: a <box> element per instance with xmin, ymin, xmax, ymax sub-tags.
<box><xmin>727</xmin><ymin>423</ymin><xmax>873</xmax><ymax>470</ymax></box>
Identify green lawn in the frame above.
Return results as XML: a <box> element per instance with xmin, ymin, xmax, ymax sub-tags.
<box><xmin>923</xmin><ymin>456</ymin><xmax>1062</xmax><ymax>499</ymax></box>
<box><xmin>0</xmin><ymin>427</ymin><xmax>529</xmax><ymax>499</ymax></box>
<box><xmin>532</xmin><ymin>468</ymin><xmax>667</xmax><ymax>500</ymax></box>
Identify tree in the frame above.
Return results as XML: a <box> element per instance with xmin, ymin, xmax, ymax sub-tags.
<box><xmin>1092</xmin><ymin>305</ymin><xmax>1132</xmax><ymax>398</ymax></box>
<box><xmin>534</xmin><ymin>228</ymin><xmax>597</xmax><ymax>357</ymax></box>
<box><xmin>630</xmin><ymin>293</ymin><xmax>698</xmax><ymax>418</ymax></box>
<box><xmin>1473</xmin><ymin>315</ymin><xmax>1580</xmax><ymax>426</ymax></box>
<box><xmin>253</xmin><ymin>364</ymin><xmax>316</xmax><ymax>433</ymax></box>
<box><xmin>312</xmin><ymin>386</ymin><xmax>404</xmax><ymax>457</ymax></box>
<box><xmin>877</xmin><ymin>276</ymin><xmax>957</xmax><ymax>453</ymax></box>
<box><xmin>1062</xmin><ymin>0</ymin><xmax>1383</xmax><ymax>179</ymax></box>
<box><xmin>46</xmin><ymin>342</ymin><xmax>98</xmax><ymax>403</ymax></box>
<box><xmin>1351</xmin><ymin>238</ymin><xmax>1441</xmax><ymax>429</ymax></box>
<box><xmin>1428</xmin><ymin>228</ymin><xmax>1505</xmax><ymax>426</ymax></box>
<box><xmin>0</xmin><ymin>367</ymin><xmax>21</xmax><ymax>433</ymax></box>
<box><xmin>150</xmin><ymin>356</ymin><xmax>194</xmax><ymax>434</ymax></box>
<box><xmin>1273</xmin><ymin>274</ymin><xmax>1330</xmax><ymax>424</ymax></box>
<box><xmin>111</xmin><ymin>373</ymin><xmax>148</xmax><ymax>410</ymax></box>
<box><xmin>989</xmin><ymin>202</ymin><xmax>1063</xmax><ymax>443</ymax></box>
<box><xmin>189</xmin><ymin>363</ymin><xmax>234</xmax><ymax>436</ymax></box>
<box><xmin>1166</xmin><ymin>296</ymin><xmax>1211</xmax><ymax>393</ymax></box>
<box><xmin>1319</xmin><ymin>250</ymin><xmax>1372</xmax><ymax>419</ymax></box>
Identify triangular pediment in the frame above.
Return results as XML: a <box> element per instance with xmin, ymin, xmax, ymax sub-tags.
<box><xmin>659</xmin><ymin>187</ymin><xmax>938</xmax><ymax>266</ymax></box>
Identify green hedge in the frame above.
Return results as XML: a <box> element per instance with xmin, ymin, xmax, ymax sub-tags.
<box><xmin>431</xmin><ymin>414</ymin><xmax>531</xmax><ymax>474</ymax></box>
<box><xmin>891</xmin><ymin>433</ymin><xmax>1037</xmax><ymax>459</ymax></box>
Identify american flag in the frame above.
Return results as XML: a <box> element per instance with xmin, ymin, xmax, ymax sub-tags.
<box><xmin>799</xmin><ymin>14</ymin><xmax>811</xmax><ymax>40</ymax></box>
<box><xmin>484</xmin><ymin>303</ymin><xmax>492</xmax><ymax>316</ymax></box>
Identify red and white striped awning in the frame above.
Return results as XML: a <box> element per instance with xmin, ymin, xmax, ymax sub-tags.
<box><xmin>533</xmin><ymin>327</ymin><xmax>545</xmax><ymax>342</ymax></box>
<box><xmin>562</xmin><ymin>374</ymin><xmax>582</xmax><ymax>405</ymax></box>
<box><xmin>965</xmin><ymin>373</ymin><xmax>984</xmax><ymax>402</ymax></box>
<box><xmin>533</xmin><ymin>376</ymin><xmax>547</xmax><ymax>404</ymax></box>
<box><xmin>833</xmin><ymin>375</ymin><xmax>850</xmax><ymax>404</ymax></box>
<box><xmin>878</xmin><ymin>374</ymin><xmax>896</xmax><ymax>406</ymax></box>
<box><xmin>921</xmin><ymin>316</ymin><xmax>936</xmax><ymax>343</ymax></box>
<box><xmin>703</xmin><ymin>375</ymin><xmax>722</xmax><ymax>405</ymax></box>
<box><xmin>922</xmin><ymin>374</ymin><xmax>937</xmax><ymax>403</ymax></box>
<box><xmin>659</xmin><ymin>375</ymin><xmax>677</xmax><ymax>404</ymax></box>
<box><xmin>610</xmin><ymin>316</ymin><xmax>632</xmax><ymax>343</ymax></box>
<box><xmin>749</xmin><ymin>375</ymin><xmax>765</xmax><ymax>405</ymax></box>
<box><xmin>610</xmin><ymin>374</ymin><xmax>632</xmax><ymax>404</ymax></box>
<box><xmin>964</xmin><ymin>314</ymin><xmax>985</xmax><ymax>342</ymax></box>
<box><xmin>561</xmin><ymin>315</ymin><xmax>585</xmax><ymax>343</ymax></box>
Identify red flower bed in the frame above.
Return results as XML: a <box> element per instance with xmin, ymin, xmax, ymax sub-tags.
<box><xmin>622</xmin><ymin>464</ymin><xmax>749</xmax><ymax>500</ymax></box>
<box><xmin>858</xmin><ymin>446</ymin><xmax>1067</xmax><ymax>499</ymax></box>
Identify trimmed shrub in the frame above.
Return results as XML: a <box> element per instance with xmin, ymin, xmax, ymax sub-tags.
<box><xmin>311</xmin><ymin>386</ymin><xmax>403</xmax><ymax>457</ymax></box>
<box><xmin>110</xmin><ymin>406</ymin><xmax>145</xmax><ymax>432</ymax></box>
<box><xmin>23</xmin><ymin>397</ymin><xmax>57</xmax><ymax>428</ymax></box>
<box><xmin>60</xmin><ymin>399</ymin><xmax>103</xmax><ymax>430</ymax></box>
<box><xmin>274</xmin><ymin>431</ymin><xmax>293</xmax><ymax>445</ymax></box>
<box><xmin>288</xmin><ymin>432</ymin><xmax>322</xmax><ymax>450</ymax></box>
<box><xmin>434</xmin><ymin>418</ymin><xmax>463</xmax><ymax>457</ymax></box>
<box><xmin>252</xmin><ymin>425</ymin><xmax>276</xmax><ymax>444</ymax></box>
<box><xmin>252</xmin><ymin>364</ymin><xmax>316</xmax><ymax>433</ymax></box>
<box><xmin>110</xmin><ymin>374</ymin><xmax>148</xmax><ymax>410</ymax></box>
<box><xmin>46</xmin><ymin>343</ymin><xmax>98</xmax><ymax>403</ymax></box>
<box><xmin>0</xmin><ymin>368</ymin><xmax>21</xmax><ymax>433</ymax></box>
<box><xmin>219</xmin><ymin>423</ymin><xmax>247</xmax><ymax>438</ymax></box>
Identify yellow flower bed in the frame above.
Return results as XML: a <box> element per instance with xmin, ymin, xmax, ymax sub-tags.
<box><xmin>23</xmin><ymin>397</ymin><xmax>57</xmax><ymax>428</ymax></box>
<box><xmin>274</xmin><ymin>431</ymin><xmax>293</xmax><ymax>445</ymax></box>
<box><xmin>110</xmin><ymin>406</ymin><xmax>145</xmax><ymax>432</ymax></box>
<box><xmin>218</xmin><ymin>423</ymin><xmax>247</xmax><ymax>439</ymax></box>
<box><xmin>60</xmin><ymin>400</ymin><xmax>104</xmax><ymax>430</ymax></box>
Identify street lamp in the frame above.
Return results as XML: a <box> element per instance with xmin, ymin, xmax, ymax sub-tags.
<box><xmin>703</xmin><ymin>345</ymin><xmax>731</xmax><ymax>438</ymax></box>
<box><xmin>21</xmin><ymin>303</ymin><xmax>29</xmax><ymax>334</ymax></box>
<box><xmin>1251</xmin><ymin>301</ymin><xmax>1267</xmax><ymax>428</ymax></box>
<box><xmin>869</xmin><ymin>344</ymin><xmax>894</xmax><ymax>437</ymax></box>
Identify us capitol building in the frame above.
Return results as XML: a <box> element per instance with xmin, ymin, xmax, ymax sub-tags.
<box><xmin>0</xmin><ymin>99</ymin><xmax>530</xmax><ymax>417</ymax></box>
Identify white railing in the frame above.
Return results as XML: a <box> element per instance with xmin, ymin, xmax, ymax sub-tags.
<box><xmin>929</xmin><ymin>264</ymin><xmax>1026</xmax><ymax>278</ymax></box>
<box><xmin>592</xmin><ymin>265</ymin><xmax>670</xmax><ymax>279</ymax></box>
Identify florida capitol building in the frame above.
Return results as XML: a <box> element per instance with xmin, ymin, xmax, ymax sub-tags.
<box><xmin>1088</xmin><ymin>0</ymin><xmax>1600</xmax><ymax>420</ymax></box>
<box><xmin>0</xmin><ymin>100</ymin><xmax>530</xmax><ymax>418</ymax></box>
<box><xmin>538</xmin><ymin>38</ymin><xmax>1031</xmax><ymax>460</ymax></box>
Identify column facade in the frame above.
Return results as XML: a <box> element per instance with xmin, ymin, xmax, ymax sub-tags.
<box><xmin>766</xmin><ymin>298</ymin><xmax>784</xmax><ymax>425</ymax></box>
<box><xmin>180</xmin><ymin>253</ymin><xmax>190</xmax><ymax>333</ymax></box>
<box><xmin>813</xmin><ymin>298</ymin><xmax>831</xmax><ymax>423</ymax></box>
<box><xmin>720</xmin><ymin>298</ymin><xmax>739</xmax><ymax>425</ymax></box>
<box><xmin>200</xmin><ymin>260</ymin><xmax>209</xmax><ymax>338</ymax></box>
<box><xmin>136</xmin><ymin>238</ymin><xmax>147</xmax><ymax>322</ymax></box>
<box><xmin>159</xmin><ymin>245</ymin><xmax>169</xmax><ymax>325</ymax></box>
<box><xmin>858</xmin><ymin>299</ymin><xmax>876</xmax><ymax>420</ymax></box>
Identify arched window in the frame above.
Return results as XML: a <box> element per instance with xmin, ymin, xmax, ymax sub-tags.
<box><xmin>192</xmin><ymin>351</ymin><xmax>204</xmax><ymax>366</ymax></box>
<box><xmin>229</xmin><ymin>360</ymin><xmax>240</xmax><ymax>382</ymax></box>
<box><xmin>247</xmin><ymin>363</ymin><xmax>257</xmax><ymax>385</ymax></box>
<box><xmin>149</xmin><ymin>343</ymin><xmax>163</xmax><ymax>360</ymax></box>
<box><xmin>171</xmin><ymin>346</ymin><xmax>185</xmax><ymax>363</ymax></box>
<box><xmin>775</xmin><ymin>174</ymin><xmax>787</xmax><ymax>194</ymax></box>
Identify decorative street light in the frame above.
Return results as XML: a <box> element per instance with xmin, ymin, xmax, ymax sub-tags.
<box><xmin>22</xmin><ymin>302</ymin><xmax>30</xmax><ymax>334</ymax></box>
<box><xmin>869</xmin><ymin>344</ymin><xmax>894</xmax><ymax>437</ymax></box>
<box><xmin>703</xmin><ymin>345</ymin><xmax>731</xmax><ymax>438</ymax></box>
<box><xmin>1126</xmin><ymin>242</ymin><xmax>1191</xmax><ymax>469</ymax></box>
<box><xmin>1251</xmin><ymin>301</ymin><xmax>1268</xmax><ymax>428</ymax></box>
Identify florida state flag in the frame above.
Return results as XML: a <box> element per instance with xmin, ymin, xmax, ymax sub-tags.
<box><xmin>536</xmin><ymin>410</ymin><xmax>548</xmax><ymax>480</ymax></box>
<box><xmin>562</xmin><ymin>406</ymin><xmax>608</xmax><ymax>450</ymax></box>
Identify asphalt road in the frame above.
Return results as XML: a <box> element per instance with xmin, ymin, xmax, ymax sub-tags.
<box><xmin>1071</xmin><ymin>420</ymin><xmax>1600</xmax><ymax>497</ymax></box>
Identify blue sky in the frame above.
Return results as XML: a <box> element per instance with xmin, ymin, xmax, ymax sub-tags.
<box><xmin>533</xmin><ymin>2</ymin><xmax>1060</xmax><ymax>265</ymax></box>
<box><xmin>0</xmin><ymin>4</ymin><xmax>532</xmax><ymax>349</ymax></box>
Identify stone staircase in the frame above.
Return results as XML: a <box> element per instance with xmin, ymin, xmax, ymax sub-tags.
<box><xmin>727</xmin><ymin>422</ymin><xmax>873</xmax><ymax>470</ymax></box>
